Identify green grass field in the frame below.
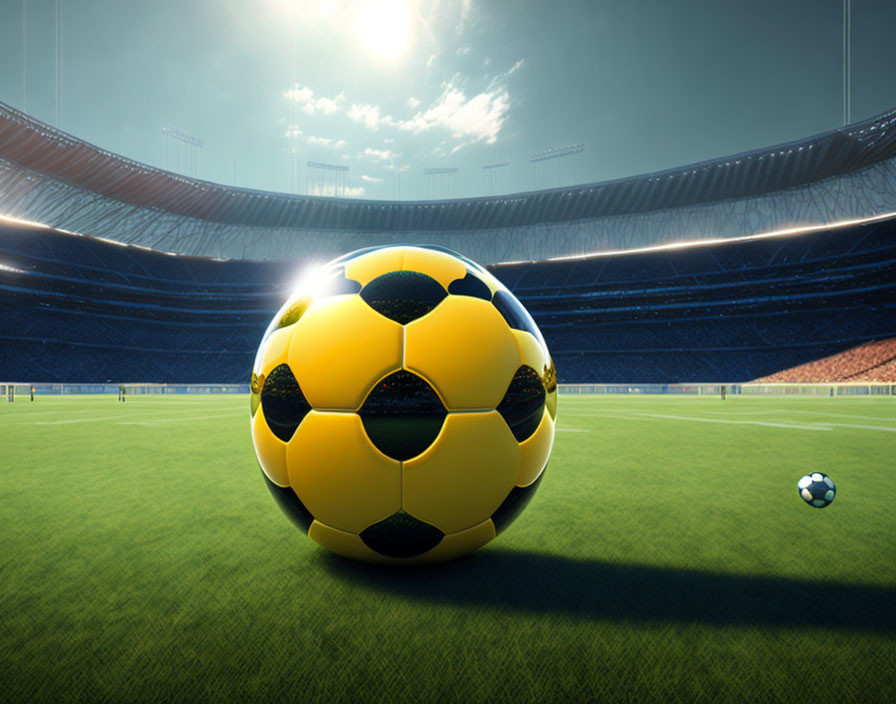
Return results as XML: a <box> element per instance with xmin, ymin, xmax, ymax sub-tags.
<box><xmin>1</xmin><ymin>393</ymin><xmax>894</xmax><ymax>703</ymax></box>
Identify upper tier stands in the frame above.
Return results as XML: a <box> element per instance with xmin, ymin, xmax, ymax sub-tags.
<box><xmin>1</xmin><ymin>216</ymin><xmax>894</xmax><ymax>383</ymax></box>
<box><xmin>2</xmin><ymin>101</ymin><xmax>896</xmax><ymax>262</ymax></box>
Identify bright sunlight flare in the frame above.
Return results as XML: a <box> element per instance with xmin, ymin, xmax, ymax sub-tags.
<box><xmin>353</xmin><ymin>0</ymin><xmax>411</xmax><ymax>60</ymax></box>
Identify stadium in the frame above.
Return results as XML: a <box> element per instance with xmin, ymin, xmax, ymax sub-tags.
<box><xmin>1</xmin><ymin>2</ymin><xmax>895</xmax><ymax>702</ymax></box>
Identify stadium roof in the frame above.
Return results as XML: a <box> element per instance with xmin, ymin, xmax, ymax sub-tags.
<box><xmin>1</xmin><ymin>101</ymin><xmax>896</xmax><ymax>233</ymax></box>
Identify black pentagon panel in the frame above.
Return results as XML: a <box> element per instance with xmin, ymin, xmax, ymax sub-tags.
<box><xmin>261</xmin><ymin>471</ymin><xmax>314</xmax><ymax>533</ymax></box>
<box><xmin>491</xmin><ymin>472</ymin><xmax>545</xmax><ymax>536</ymax></box>
<box><xmin>447</xmin><ymin>271</ymin><xmax>492</xmax><ymax>300</ymax></box>
<box><xmin>497</xmin><ymin>365</ymin><xmax>547</xmax><ymax>442</ymax></box>
<box><xmin>492</xmin><ymin>289</ymin><xmax>544</xmax><ymax>343</ymax></box>
<box><xmin>260</xmin><ymin>364</ymin><xmax>311</xmax><ymax>442</ymax></box>
<box><xmin>359</xmin><ymin>511</ymin><xmax>445</xmax><ymax>558</ymax></box>
<box><xmin>359</xmin><ymin>371</ymin><xmax>447</xmax><ymax>460</ymax></box>
<box><xmin>359</xmin><ymin>271</ymin><xmax>447</xmax><ymax>324</ymax></box>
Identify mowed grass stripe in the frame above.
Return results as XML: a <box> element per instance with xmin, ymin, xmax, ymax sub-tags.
<box><xmin>1</xmin><ymin>394</ymin><xmax>894</xmax><ymax>704</ymax></box>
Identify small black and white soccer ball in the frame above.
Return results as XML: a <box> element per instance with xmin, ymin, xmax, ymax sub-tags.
<box><xmin>797</xmin><ymin>472</ymin><xmax>836</xmax><ymax>508</ymax></box>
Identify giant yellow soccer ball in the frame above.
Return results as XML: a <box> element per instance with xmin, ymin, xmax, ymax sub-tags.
<box><xmin>250</xmin><ymin>245</ymin><xmax>557</xmax><ymax>564</ymax></box>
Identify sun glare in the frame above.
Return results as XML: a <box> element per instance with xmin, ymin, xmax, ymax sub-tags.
<box><xmin>353</xmin><ymin>0</ymin><xmax>410</xmax><ymax>60</ymax></box>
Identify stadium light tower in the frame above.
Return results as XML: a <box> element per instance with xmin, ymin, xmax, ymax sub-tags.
<box><xmin>161</xmin><ymin>127</ymin><xmax>204</xmax><ymax>177</ymax></box>
<box><xmin>843</xmin><ymin>0</ymin><xmax>851</xmax><ymax>125</ymax></box>
<box><xmin>423</xmin><ymin>167</ymin><xmax>459</xmax><ymax>199</ymax></box>
<box><xmin>307</xmin><ymin>161</ymin><xmax>350</xmax><ymax>197</ymax></box>
<box><xmin>22</xmin><ymin>0</ymin><xmax>27</xmax><ymax>112</ymax></box>
<box><xmin>530</xmin><ymin>143</ymin><xmax>585</xmax><ymax>189</ymax></box>
<box><xmin>54</xmin><ymin>0</ymin><xmax>63</xmax><ymax>127</ymax></box>
<box><xmin>482</xmin><ymin>161</ymin><xmax>509</xmax><ymax>196</ymax></box>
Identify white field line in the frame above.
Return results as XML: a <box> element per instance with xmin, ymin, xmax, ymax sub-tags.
<box><xmin>562</xmin><ymin>411</ymin><xmax>832</xmax><ymax>431</ymax></box>
<box><xmin>117</xmin><ymin>412</ymin><xmax>247</xmax><ymax>425</ymax></box>
<box><xmin>815</xmin><ymin>422</ymin><xmax>896</xmax><ymax>432</ymax></box>
<box><xmin>667</xmin><ymin>409</ymin><xmax>896</xmax><ymax>422</ymax></box>
<box><xmin>34</xmin><ymin>410</ymin><xmax>246</xmax><ymax>425</ymax></box>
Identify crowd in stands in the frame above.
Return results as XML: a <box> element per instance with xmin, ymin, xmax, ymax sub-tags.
<box><xmin>1</xmin><ymin>215</ymin><xmax>894</xmax><ymax>384</ymax></box>
<box><xmin>499</xmin><ymin>216</ymin><xmax>896</xmax><ymax>382</ymax></box>
<box><xmin>0</xmin><ymin>222</ymin><xmax>283</xmax><ymax>383</ymax></box>
<box><xmin>755</xmin><ymin>338</ymin><xmax>896</xmax><ymax>383</ymax></box>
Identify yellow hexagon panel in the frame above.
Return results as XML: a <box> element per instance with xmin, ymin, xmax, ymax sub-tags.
<box><xmin>403</xmin><ymin>411</ymin><xmax>520</xmax><ymax>533</ymax></box>
<box><xmin>518</xmin><ymin>409</ymin><xmax>554</xmax><ymax>487</ymax></box>
<box><xmin>544</xmin><ymin>358</ymin><xmax>558</xmax><ymax>420</ymax></box>
<box><xmin>251</xmin><ymin>410</ymin><xmax>289</xmax><ymax>486</ymax></box>
<box><xmin>417</xmin><ymin>520</ymin><xmax>496</xmax><ymax>564</ymax></box>
<box><xmin>287</xmin><ymin>412</ymin><xmax>401</xmax><ymax>534</ymax></box>
<box><xmin>401</xmin><ymin>247</ymin><xmax>467</xmax><ymax>288</ymax></box>
<box><xmin>404</xmin><ymin>297</ymin><xmax>521</xmax><ymax>410</ymax></box>
<box><xmin>288</xmin><ymin>295</ymin><xmax>402</xmax><ymax>410</ymax></box>
<box><xmin>513</xmin><ymin>329</ymin><xmax>551</xmax><ymax>378</ymax></box>
<box><xmin>344</xmin><ymin>247</ymin><xmax>404</xmax><ymax>286</ymax></box>
<box><xmin>250</xmin><ymin>326</ymin><xmax>295</xmax><ymax>417</ymax></box>
<box><xmin>251</xmin><ymin>324</ymin><xmax>293</xmax><ymax>377</ymax></box>
<box><xmin>258</xmin><ymin>326</ymin><xmax>294</xmax><ymax>374</ymax></box>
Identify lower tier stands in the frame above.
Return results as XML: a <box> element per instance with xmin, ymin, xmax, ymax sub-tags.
<box><xmin>754</xmin><ymin>337</ymin><xmax>896</xmax><ymax>383</ymax></box>
<box><xmin>1</xmin><ymin>216</ymin><xmax>894</xmax><ymax>383</ymax></box>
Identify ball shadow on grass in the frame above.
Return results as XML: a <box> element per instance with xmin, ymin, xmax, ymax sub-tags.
<box><xmin>315</xmin><ymin>548</ymin><xmax>895</xmax><ymax>633</ymax></box>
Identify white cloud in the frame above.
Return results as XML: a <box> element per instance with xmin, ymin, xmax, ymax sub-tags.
<box><xmin>360</xmin><ymin>174</ymin><xmax>383</xmax><ymax>183</ymax></box>
<box><xmin>361</xmin><ymin>147</ymin><xmax>398</xmax><ymax>162</ymax></box>
<box><xmin>285</xmin><ymin>84</ymin><xmax>345</xmax><ymax>116</ymax></box>
<box><xmin>407</xmin><ymin>97</ymin><xmax>420</xmax><ymax>109</ymax></box>
<box><xmin>283</xmin><ymin>85</ymin><xmax>314</xmax><ymax>103</ymax></box>
<box><xmin>489</xmin><ymin>59</ymin><xmax>526</xmax><ymax>89</ymax></box>
<box><xmin>383</xmin><ymin>163</ymin><xmax>410</xmax><ymax>172</ymax></box>
<box><xmin>334</xmin><ymin>139</ymin><xmax>347</xmax><ymax>149</ymax></box>
<box><xmin>400</xmin><ymin>82</ymin><xmax>510</xmax><ymax>144</ymax></box>
<box><xmin>309</xmin><ymin>92</ymin><xmax>345</xmax><ymax>115</ymax></box>
<box><xmin>284</xmin><ymin>125</ymin><xmax>303</xmax><ymax>139</ymax></box>
<box><xmin>506</xmin><ymin>58</ymin><xmax>525</xmax><ymax>77</ymax></box>
<box><xmin>348</xmin><ymin>103</ymin><xmax>397</xmax><ymax>130</ymax></box>
<box><xmin>306</xmin><ymin>135</ymin><xmax>332</xmax><ymax>146</ymax></box>
<box><xmin>349</xmin><ymin>81</ymin><xmax>510</xmax><ymax>146</ymax></box>
<box><xmin>458</xmin><ymin>45</ymin><xmax>471</xmax><ymax>55</ymax></box>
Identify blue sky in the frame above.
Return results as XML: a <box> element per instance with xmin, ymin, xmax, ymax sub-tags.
<box><xmin>1</xmin><ymin>0</ymin><xmax>895</xmax><ymax>200</ymax></box>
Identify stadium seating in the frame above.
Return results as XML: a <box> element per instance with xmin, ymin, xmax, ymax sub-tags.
<box><xmin>1</xmin><ymin>217</ymin><xmax>894</xmax><ymax>383</ymax></box>
<box><xmin>754</xmin><ymin>338</ymin><xmax>896</xmax><ymax>383</ymax></box>
<box><xmin>500</xmin><ymin>218</ymin><xmax>896</xmax><ymax>381</ymax></box>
